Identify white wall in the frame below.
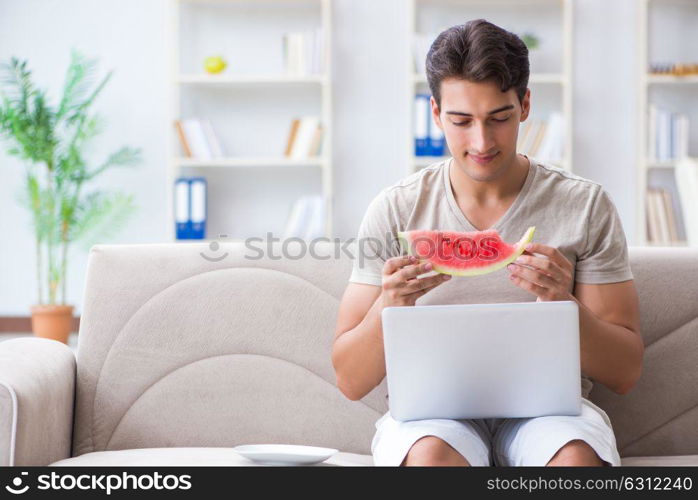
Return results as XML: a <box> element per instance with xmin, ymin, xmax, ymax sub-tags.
<box><xmin>572</xmin><ymin>0</ymin><xmax>637</xmax><ymax>240</ymax></box>
<box><xmin>0</xmin><ymin>0</ymin><xmax>171</xmax><ymax>315</ymax></box>
<box><xmin>0</xmin><ymin>0</ymin><xmax>640</xmax><ymax>315</ymax></box>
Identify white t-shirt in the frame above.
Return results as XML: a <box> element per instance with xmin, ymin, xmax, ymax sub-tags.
<box><xmin>348</xmin><ymin>155</ymin><xmax>634</xmax><ymax>398</ymax></box>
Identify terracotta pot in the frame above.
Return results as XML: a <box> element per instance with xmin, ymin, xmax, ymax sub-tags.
<box><xmin>30</xmin><ymin>305</ymin><xmax>74</xmax><ymax>344</ymax></box>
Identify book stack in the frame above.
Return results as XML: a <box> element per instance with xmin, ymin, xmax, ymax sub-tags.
<box><xmin>175</xmin><ymin>177</ymin><xmax>207</xmax><ymax>240</ymax></box>
<box><xmin>414</xmin><ymin>94</ymin><xmax>445</xmax><ymax>156</ymax></box>
<box><xmin>283</xmin><ymin>28</ymin><xmax>324</xmax><ymax>76</ymax></box>
<box><xmin>517</xmin><ymin>112</ymin><xmax>564</xmax><ymax>164</ymax></box>
<box><xmin>648</xmin><ymin>104</ymin><xmax>689</xmax><ymax>162</ymax></box>
<box><xmin>283</xmin><ymin>195</ymin><xmax>326</xmax><ymax>240</ymax></box>
<box><xmin>649</xmin><ymin>62</ymin><xmax>698</xmax><ymax>76</ymax></box>
<box><xmin>174</xmin><ymin>118</ymin><xmax>224</xmax><ymax>160</ymax></box>
<box><xmin>284</xmin><ymin>117</ymin><xmax>323</xmax><ymax>159</ymax></box>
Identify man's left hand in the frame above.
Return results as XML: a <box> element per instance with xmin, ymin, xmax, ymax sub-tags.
<box><xmin>507</xmin><ymin>242</ymin><xmax>575</xmax><ymax>302</ymax></box>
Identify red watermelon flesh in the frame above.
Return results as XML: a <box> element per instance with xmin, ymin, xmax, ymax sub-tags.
<box><xmin>397</xmin><ymin>227</ymin><xmax>536</xmax><ymax>277</ymax></box>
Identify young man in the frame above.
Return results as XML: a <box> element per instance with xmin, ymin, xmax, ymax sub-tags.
<box><xmin>332</xmin><ymin>19</ymin><xmax>643</xmax><ymax>467</ymax></box>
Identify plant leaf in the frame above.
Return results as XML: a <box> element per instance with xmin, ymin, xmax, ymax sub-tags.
<box><xmin>69</xmin><ymin>191</ymin><xmax>136</xmax><ymax>250</ymax></box>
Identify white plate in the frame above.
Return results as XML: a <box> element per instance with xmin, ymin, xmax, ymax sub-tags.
<box><xmin>232</xmin><ymin>444</ymin><xmax>338</xmax><ymax>466</ymax></box>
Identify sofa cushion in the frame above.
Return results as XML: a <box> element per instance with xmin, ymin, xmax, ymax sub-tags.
<box><xmin>50</xmin><ymin>447</ymin><xmax>698</xmax><ymax>467</ymax></box>
<box><xmin>73</xmin><ymin>244</ymin><xmax>388</xmax><ymax>457</ymax></box>
<box><xmin>589</xmin><ymin>247</ymin><xmax>698</xmax><ymax>457</ymax></box>
<box><xmin>51</xmin><ymin>447</ymin><xmax>373</xmax><ymax>466</ymax></box>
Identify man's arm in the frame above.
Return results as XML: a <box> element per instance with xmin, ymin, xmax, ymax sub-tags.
<box><xmin>572</xmin><ymin>280</ymin><xmax>643</xmax><ymax>395</ymax></box>
<box><xmin>508</xmin><ymin>243</ymin><xmax>643</xmax><ymax>396</ymax></box>
<box><xmin>333</xmin><ymin>257</ymin><xmax>450</xmax><ymax>401</ymax></box>
<box><xmin>332</xmin><ymin>283</ymin><xmax>386</xmax><ymax>401</ymax></box>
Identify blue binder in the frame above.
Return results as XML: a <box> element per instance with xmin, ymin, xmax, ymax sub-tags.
<box><xmin>175</xmin><ymin>177</ymin><xmax>207</xmax><ymax>239</ymax></box>
<box><xmin>428</xmin><ymin>109</ymin><xmax>445</xmax><ymax>156</ymax></box>
<box><xmin>414</xmin><ymin>94</ymin><xmax>430</xmax><ymax>156</ymax></box>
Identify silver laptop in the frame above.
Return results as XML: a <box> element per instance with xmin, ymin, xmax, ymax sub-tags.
<box><xmin>381</xmin><ymin>301</ymin><xmax>582</xmax><ymax>421</ymax></box>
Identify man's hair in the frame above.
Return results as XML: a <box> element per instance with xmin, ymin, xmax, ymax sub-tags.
<box><xmin>426</xmin><ymin>19</ymin><xmax>530</xmax><ymax>109</ymax></box>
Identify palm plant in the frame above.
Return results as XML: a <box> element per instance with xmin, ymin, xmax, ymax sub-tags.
<box><xmin>0</xmin><ymin>50</ymin><xmax>140</xmax><ymax>306</ymax></box>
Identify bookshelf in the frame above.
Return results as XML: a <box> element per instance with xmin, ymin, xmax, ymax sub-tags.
<box><xmin>168</xmin><ymin>0</ymin><xmax>333</xmax><ymax>241</ymax></box>
<box><xmin>406</xmin><ymin>0</ymin><xmax>573</xmax><ymax>175</ymax></box>
<box><xmin>637</xmin><ymin>0</ymin><xmax>698</xmax><ymax>247</ymax></box>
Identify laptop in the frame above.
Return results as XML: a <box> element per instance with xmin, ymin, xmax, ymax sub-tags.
<box><xmin>381</xmin><ymin>301</ymin><xmax>582</xmax><ymax>421</ymax></box>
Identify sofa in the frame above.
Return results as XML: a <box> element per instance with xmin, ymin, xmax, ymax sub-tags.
<box><xmin>1</xmin><ymin>241</ymin><xmax>697</xmax><ymax>466</ymax></box>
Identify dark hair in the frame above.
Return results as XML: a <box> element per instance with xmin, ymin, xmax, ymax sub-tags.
<box><xmin>426</xmin><ymin>19</ymin><xmax>529</xmax><ymax>108</ymax></box>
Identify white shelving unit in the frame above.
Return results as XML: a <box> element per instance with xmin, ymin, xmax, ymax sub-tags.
<box><xmin>168</xmin><ymin>0</ymin><xmax>333</xmax><ymax>241</ymax></box>
<box><xmin>636</xmin><ymin>0</ymin><xmax>698</xmax><ymax>247</ymax></box>
<box><xmin>406</xmin><ymin>0</ymin><xmax>573</xmax><ymax>175</ymax></box>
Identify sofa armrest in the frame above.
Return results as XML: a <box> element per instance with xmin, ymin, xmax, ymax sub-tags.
<box><xmin>0</xmin><ymin>337</ymin><xmax>76</xmax><ymax>466</ymax></box>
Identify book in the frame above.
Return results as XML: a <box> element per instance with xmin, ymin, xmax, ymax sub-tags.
<box><xmin>284</xmin><ymin>119</ymin><xmax>301</xmax><ymax>157</ymax></box>
<box><xmin>653</xmin><ymin>188</ymin><xmax>670</xmax><ymax>244</ymax></box>
<box><xmin>646</xmin><ymin>189</ymin><xmax>661</xmax><ymax>244</ymax></box>
<box><xmin>201</xmin><ymin>118</ymin><xmax>224</xmax><ymax>158</ymax></box>
<box><xmin>648</xmin><ymin>104</ymin><xmax>656</xmax><ymax>161</ymax></box>
<box><xmin>283</xmin><ymin>33</ymin><xmax>303</xmax><ymax>75</ymax></box>
<box><xmin>650</xmin><ymin>106</ymin><xmax>689</xmax><ymax>162</ymax></box>
<box><xmin>670</xmin><ymin>112</ymin><xmax>676</xmax><ymax>160</ymax></box>
<box><xmin>309</xmin><ymin>28</ymin><xmax>323</xmax><ymax>74</ymax></box>
<box><xmin>175</xmin><ymin>178</ymin><xmax>190</xmax><ymax>238</ymax></box>
<box><xmin>288</xmin><ymin>116</ymin><xmax>321</xmax><ymax>159</ymax></box>
<box><xmin>660</xmin><ymin>189</ymin><xmax>679</xmax><ymax>242</ymax></box>
<box><xmin>677</xmin><ymin>114</ymin><xmax>689</xmax><ymax>159</ymax></box>
<box><xmin>658</xmin><ymin>110</ymin><xmax>669</xmax><ymax>161</ymax></box>
<box><xmin>174</xmin><ymin>120</ymin><xmax>192</xmax><ymax>158</ymax></box>
<box><xmin>428</xmin><ymin>112</ymin><xmax>445</xmax><ymax>156</ymax></box>
<box><xmin>283</xmin><ymin>28</ymin><xmax>324</xmax><ymax>75</ymax></box>
<box><xmin>308</xmin><ymin>124</ymin><xmax>323</xmax><ymax>157</ymax></box>
<box><xmin>181</xmin><ymin>118</ymin><xmax>212</xmax><ymax>160</ymax></box>
<box><xmin>189</xmin><ymin>177</ymin><xmax>207</xmax><ymax>239</ymax></box>
<box><xmin>313</xmin><ymin>28</ymin><xmax>324</xmax><ymax>74</ymax></box>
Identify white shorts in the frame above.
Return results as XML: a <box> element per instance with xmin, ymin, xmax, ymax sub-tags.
<box><xmin>371</xmin><ymin>398</ymin><xmax>622</xmax><ymax>466</ymax></box>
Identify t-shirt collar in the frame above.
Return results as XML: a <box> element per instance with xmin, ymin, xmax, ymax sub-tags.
<box><xmin>442</xmin><ymin>154</ymin><xmax>537</xmax><ymax>233</ymax></box>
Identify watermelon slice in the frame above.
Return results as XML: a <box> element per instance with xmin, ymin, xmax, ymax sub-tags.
<box><xmin>397</xmin><ymin>226</ymin><xmax>536</xmax><ymax>277</ymax></box>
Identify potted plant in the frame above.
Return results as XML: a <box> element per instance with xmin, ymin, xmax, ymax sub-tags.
<box><xmin>0</xmin><ymin>50</ymin><xmax>140</xmax><ymax>344</ymax></box>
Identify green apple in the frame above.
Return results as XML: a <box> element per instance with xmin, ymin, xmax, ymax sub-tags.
<box><xmin>204</xmin><ymin>56</ymin><xmax>227</xmax><ymax>74</ymax></box>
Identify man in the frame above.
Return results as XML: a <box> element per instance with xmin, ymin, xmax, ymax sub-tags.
<box><xmin>331</xmin><ymin>19</ymin><xmax>643</xmax><ymax>467</ymax></box>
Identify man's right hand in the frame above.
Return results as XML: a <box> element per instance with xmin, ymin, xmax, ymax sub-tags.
<box><xmin>381</xmin><ymin>255</ymin><xmax>451</xmax><ymax>307</ymax></box>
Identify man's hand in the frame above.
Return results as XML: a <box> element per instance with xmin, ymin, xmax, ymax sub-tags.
<box><xmin>381</xmin><ymin>255</ymin><xmax>451</xmax><ymax>307</ymax></box>
<box><xmin>507</xmin><ymin>242</ymin><xmax>574</xmax><ymax>302</ymax></box>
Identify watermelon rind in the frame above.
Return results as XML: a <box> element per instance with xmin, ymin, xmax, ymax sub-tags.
<box><xmin>397</xmin><ymin>226</ymin><xmax>536</xmax><ymax>277</ymax></box>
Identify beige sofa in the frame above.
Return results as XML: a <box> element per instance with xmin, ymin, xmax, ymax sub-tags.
<box><xmin>1</xmin><ymin>241</ymin><xmax>697</xmax><ymax>466</ymax></box>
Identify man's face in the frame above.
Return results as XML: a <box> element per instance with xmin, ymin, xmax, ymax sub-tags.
<box><xmin>431</xmin><ymin>78</ymin><xmax>530</xmax><ymax>182</ymax></box>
